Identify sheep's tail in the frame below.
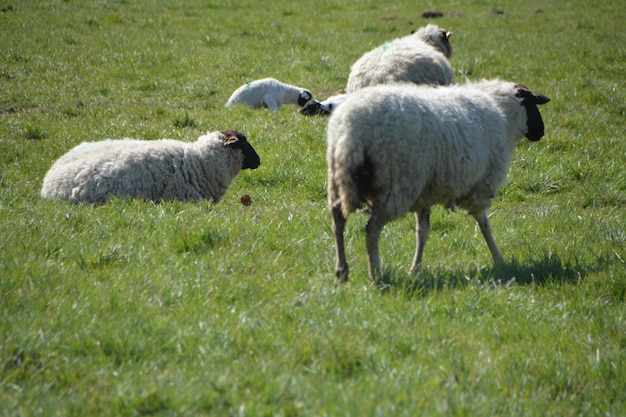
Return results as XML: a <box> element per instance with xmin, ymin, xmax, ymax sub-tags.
<box><xmin>327</xmin><ymin>139</ymin><xmax>367</xmax><ymax>218</ymax></box>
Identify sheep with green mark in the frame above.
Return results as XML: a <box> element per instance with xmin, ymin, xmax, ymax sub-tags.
<box><xmin>300</xmin><ymin>24</ymin><xmax>453</xmax><ymax>116</ymax></box>
<box><xmin>226</xmin><ymin>78</ymin><xmax>312</xmax><ymax>111</ymax></box>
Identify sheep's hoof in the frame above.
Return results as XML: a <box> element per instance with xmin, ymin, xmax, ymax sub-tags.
<box><xmin>334</xmin><ymin>266</ymin><xmax>349</xmax><ymax>284</ymax></box>
<box><xmin>409</xmin><ymin>264</ymin><xmax>421</xmax><ymax>275</ymax></box>
<box><xmin>373</xmin><ymin>280</ymin><xmax>392</xmax><ymax>291</ymax></box>
<box><xmin>493</xmin><ymin>255</ymin><xmax>507</xmax><ymax>266</ymax></box>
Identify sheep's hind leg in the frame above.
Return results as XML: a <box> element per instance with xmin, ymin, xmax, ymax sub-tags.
<box><xmin>409</xmin><ymin>209</ymin><xmax>431</xmax><ymax>274</ymax></box>
<box><xmin>331</xmin><ymin>202</ymin><xmax>350</xmax><ymax>283</ymax></box>
<box><xmin>365</xmin><ymin>212</ymin><xmax>386</xmax><ymax>283</ymax></box>
<box><xmin>472</xmin><ymin>210</ymin><xmax>506</xmax><ymax>265</ymax></box>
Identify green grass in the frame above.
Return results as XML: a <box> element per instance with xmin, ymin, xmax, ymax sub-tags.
<box><xmin>1</xmin><ymin>0</ymin><xmax>625</xmax><ymax>415</ymax></box>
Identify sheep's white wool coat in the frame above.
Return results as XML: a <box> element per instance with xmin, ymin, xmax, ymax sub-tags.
<box><xmin>225</xmin><ymin>77</ymin><xmax>310</xmax><ymax>111</ymax></box>
<box><xmin>41</xmin><ymin>131</ymin><xmax>249</xmax><ymax>203</ymax></box>
<box><xmin>327</xmin><ymin>80</ymin><xmax>530</xmax><ymax>220</ymax></box>
<box><xmin>346</xmin><ymin>24</ymin><xmax>453</xmax><ymax>93</ymax></box>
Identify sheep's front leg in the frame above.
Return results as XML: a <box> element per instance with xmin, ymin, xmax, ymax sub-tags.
<box><xmin>409</xmin><ymin>209</ymin><xmax>430</xmax><ymax>274</ymax></box>
<box><xmin>365</xmin><ymin>213</ymin><xmax>386</xmax><ymax>283</ymax></box>
<box><xmin>472</xmin><ymin>210</ymin><xmax>506</xmax><ymax>265</ymax></box>
<box><xmin>331</xmin><ymin>202</ymin><xmax>350</xmax><ymax>283</ymax></box>
<box><xmin>262</xmin><ymin>95</ymin><xmax>279</xmax><ymax>111</ymax></box>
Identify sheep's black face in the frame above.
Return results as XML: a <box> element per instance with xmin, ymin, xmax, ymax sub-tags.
<box><xmin>222</xmin><ymin>130</ymin><xmax>261</xmax><ymax>170</ymax></box>
<box><xmin>515</xmin><ymin>86</ymin><xmax>550</xmax><ymax>141</ymax></box>
<box><xmin>239</xmin><ymin>141</ymin><xmax>261</xmax><ymax>169</ymax></box>
<box><xmin>523</xmin><ymin>103</ymin><xmax>545</xmax><ymax>141</ymax></box>
<box><xmin>298</xmin><ymin>90</ymin><xmax>313</xmax><ymax>107</ymax></box>
<box><xmin>299</xmin><ymin>99</ymin><xmax>329</xmax><ymax>116</ymax></box>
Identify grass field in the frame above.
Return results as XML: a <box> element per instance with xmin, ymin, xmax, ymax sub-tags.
<box><xmin>1</xmin><ymin>0</ymin><xmax>625</xmax><ymax>415</ymax></box>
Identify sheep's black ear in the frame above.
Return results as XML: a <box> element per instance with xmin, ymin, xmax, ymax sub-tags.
<box><xmin>515</xmin><ymin>85</ymin><xmax>551</xmax><ymax>105</ymax></box>
<box><xmin>532</xmin><ymin>93</ymin><xmax>550</xmax><ymax>105</ymax></box>
<box><xmin>220</xmin><ymin>130</ymin><xmax>245</xmax><ymax>147</ymax></box>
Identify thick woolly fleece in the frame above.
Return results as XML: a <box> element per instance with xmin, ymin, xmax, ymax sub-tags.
<box><xmin>328</xmin><ymin>80</ymin><xmax>549</xmax><ymax>218</ymax></box>
<box><xmin>346</xmin><ymin>24</ymin><xmax>453</xmax><ymax>93</ymax></box>
<box><xmin>327</xmin><ymin>79</ymin><xmax>549</xmax><ymax>282</ymax></box>
<box><xmin>301</xmin><ymin>24</ymin><xmax>454</xmax><ymax>116</ymax></box>
<box><xmin>41</xmin><ymin>130</ymin><xmax>260</xmax><ymax>204</ymax></box>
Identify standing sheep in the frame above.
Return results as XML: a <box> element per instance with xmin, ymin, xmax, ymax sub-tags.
<box><xmin>225</xmin><ymin>78</ymin><xmax>312</xmax><ymax>111</ymax></box>
<box><xmin>346</xmin><ymin>23</ymin><xmax>453</xmax><ymax>93</ymax></box>
<box><xmin>300</xmin><ymin>24</ymin><xmax>453</xmax><ymax>116</ymax></box>
<box><xmin>326</xmin><ymin>80</ymin><xmax>550</xmax><ymax>283</ymax></box>
<box><xmin>41</xmin><ymin>130</ymin><xmax>260</xmax><ymax>204</ymax></box>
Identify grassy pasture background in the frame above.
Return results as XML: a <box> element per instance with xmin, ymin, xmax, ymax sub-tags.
<box><xmin>1</xmin><ymin>0</ymin><xmax>625</xmax><ymax>415</ymax></box>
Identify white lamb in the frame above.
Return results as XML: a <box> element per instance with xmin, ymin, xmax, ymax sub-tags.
<box><xmin>225</xmin><ymin>78</ymin><xmax>312</xmax><ymax>111</ymax></box>
<box><xmin>300</xmin><ymin>24</ymin><xmax>453</xmax><ymax>116</ymax></box>
<box><xmin>326</xmin><ymin>80</ymin><xmax>550</xmax><ymax>283</ymax></box>
<box><xmin>346</xmin><ymin>23</ymin><xmax>453</xmax><ymax>94</ymax></box>
<box><xmin>41</xmin><ymin>130</ymin><xmax>261</xmax><ymax>204</ymax></box>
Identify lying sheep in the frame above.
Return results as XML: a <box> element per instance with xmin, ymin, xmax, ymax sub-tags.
<box><xmin>41</xmin><ymin>130</ymin><xmax>260</xmax><ymax>204</ymax></box>
<box><xmin>326</xmin><ymin>80</ymin><xmax>550</xmax><ymax>283</ymax></box>
<box><xmin>225</xmin><ymin>78</ymin><xmax>312</xmax><ymax>111</ymax></box>
<box><xmin>299</xmin><ymin>93</ymin><xmax>347</xmax><ymax>116</ymax></box>
<box><xmin>346</xmin><ymin>23</ymin><xmax>453</xmax><ymax>94</ymax></box>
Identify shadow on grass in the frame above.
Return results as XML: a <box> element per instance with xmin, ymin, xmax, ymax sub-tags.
<box><xmin>376</xmin><ymin>252</ymin><xmax>603</xmax><ymax>298</ymax></box>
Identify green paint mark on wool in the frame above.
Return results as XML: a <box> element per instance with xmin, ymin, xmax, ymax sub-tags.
<box><xmin>381</xmin><ymin>40</ymin><xmax>399</xmax><ymax>52</ymax></box>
